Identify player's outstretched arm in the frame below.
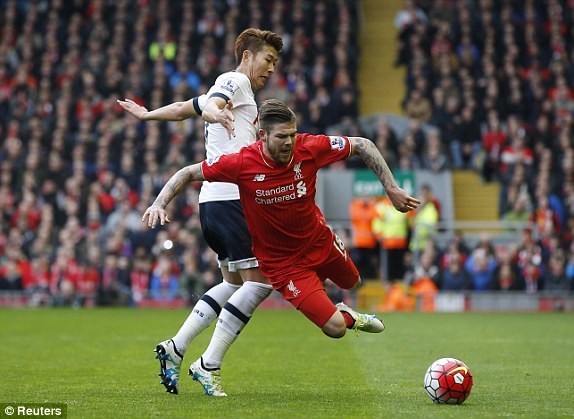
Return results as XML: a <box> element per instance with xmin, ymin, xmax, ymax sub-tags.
<box><xmin>349</xmin><ymin>136</ymin><xmax>421</xmax><ymax>213</ymax></box>
<box><xmin>117</xmin><ymin>97</ymin><xmax>201</xmax><ymax>121</ymax></box>
<box><xmin>202</xmin><ymin>97</ymin><xmax>235</xmax><ymax>138</ymax></box>
<box><xmin>142</xmin><ymin>163</ymin><xmax>206</xmax><ymax>228</ymax></box>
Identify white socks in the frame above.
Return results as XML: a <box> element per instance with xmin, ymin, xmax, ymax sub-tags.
<box><xmin>171</xmin><ymin>280</ymin><xmax>240</xmax><ymax>353</ymax></box>
<box><xmin>201</xmin><ymin>281</ymin><xmax>273</xmax><ymax>369</ymax></box>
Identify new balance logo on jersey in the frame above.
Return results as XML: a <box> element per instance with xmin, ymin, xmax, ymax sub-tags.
<box><xmin>293</xmin><ymin>161</ymin><xmax>303</xmax><ymax>180</ymax></box>
<box><xmin>296</xmin><ymin>181</ymin><xmax>307</xmax><ymax>198</ymax></box>
<box><xmin>253</xmin><ymin>174</ymin><xmax>266</xmax><ymax>181</ymax></box>
<box><xmin>287</xmin><ymin>280</ymin><xmax>300</xmax><ymax>297</ymax></box>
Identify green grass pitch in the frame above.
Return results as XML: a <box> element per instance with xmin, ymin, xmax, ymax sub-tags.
<box><xmin>1</xmin><ymin>308</ymin><xmax>573</xmax><ymax>418</ymax></box>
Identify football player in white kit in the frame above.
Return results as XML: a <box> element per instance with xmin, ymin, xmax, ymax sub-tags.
<box><xmin>118</xmin><ymin>28</ymin><xmax>283</xmax><ymax>396</ymax></box>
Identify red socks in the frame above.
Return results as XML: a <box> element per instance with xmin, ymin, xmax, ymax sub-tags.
<box><xmin>341</xmin><ymin>312</ymin><xmax>355</xmax><ymax>329</ymax></box>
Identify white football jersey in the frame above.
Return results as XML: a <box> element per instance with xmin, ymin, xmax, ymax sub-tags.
<box><xmin>198</xmin><ymin>71</ymin><xmax>258</xmax><ymax>203</ymax></box>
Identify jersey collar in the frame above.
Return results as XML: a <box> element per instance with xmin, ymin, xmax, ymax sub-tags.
<box><xmin>257</xmin><ymin>142</ymin><xmax>294</xmax><ymax>168</ymax></box>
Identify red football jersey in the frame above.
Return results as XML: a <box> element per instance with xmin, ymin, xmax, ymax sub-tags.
<box><xmin>201</xmin><ymin>133</ymin><xmax>351</xmax><ymax>277</ymax></box>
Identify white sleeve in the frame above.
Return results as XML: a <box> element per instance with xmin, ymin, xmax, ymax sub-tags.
<box><xmin>206</xmin><ymin>72</ymin><xmax>249</xmax><ymax>103</ymax></box>
<box><xmin>192</xmin><ymin>94</ymin><xmax>208</xmax><ymax>114</ymax></box>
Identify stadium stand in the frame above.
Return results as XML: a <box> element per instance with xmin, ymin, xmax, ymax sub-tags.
<box><xmin>0</xmin><ymin>0</ymin><xmax>572</xmax><ymax>307</ymax></box>
<box><xmin>0</xmin><ymin>0</ymin><xmax>362</xmax><ymax>306</ymax></box>
<box><xmin>392</xmin><ymin>0</ymin><xmax>574</xmax><ymax>296</ymax></box>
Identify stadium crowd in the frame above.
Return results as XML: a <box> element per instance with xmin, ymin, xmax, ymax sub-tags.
<box><xmin>0</xmin><ymin>0</ymin><xmax>573</xmax><ymax>307</ymax></box>
<box><xmin>389</xmin><ymin>0</ymin><xmax>574</xmax><ymax>292</ymax></box>
<box><xmin>0</xmin><ymin>0</ymin><xmax>361</xmax><ymax>306</ymax></box>
<box><xmin>349</xmin><ymin>0</ymin><xmax>574</xmax><ymax>295</ymax></box>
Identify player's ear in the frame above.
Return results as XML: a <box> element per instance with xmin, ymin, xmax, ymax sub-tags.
<box><xmin>259</xmin><ymin>128</ymin><xmax>267</xmax><ymax>142</ymax></box>
<box><xmin>241</xmin><ymin>49</ymin><xmax>252</xmax><ymax>64</ymax></box>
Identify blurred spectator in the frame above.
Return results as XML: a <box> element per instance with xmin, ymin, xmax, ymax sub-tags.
<box><xmin>409</xmin><ymin>184</ymin><xmax>440</xmax><ymax>253</ymax></box>
<box><xmin>451</xmin><ymin>106</ymin><xmax>482</xmax><ymax>170</ymax></box>
<box><xmin>503</xmin><ymin>195</ymin><xmax>532</xmax><ymax>229</ymax></box>
<box><xmin>0</xmin><ymin>251</ymin><xmax>24</xmax><ymax>291</ymax></box>
<box><xmin>420</xmin><ymin>129</ymin><xmax>450</xmax><ymax>172</ymax></box>
<box><xmin>499</xmin><ymin>118</ymin><xmax>535</xmax><ymax>179</ymax></box>
<box><xmin>49</xmin><ymin>247</ymin><xmax>81</xmax><ymax>306</ymax></box>
<box><xmin>97</xmin><ymin>253</ymin><xmax>129</xmax><ymax>306</ymax></box>
<box><xmin>394</xmin><ymin>0</ymin><xmax>428</xmax><ymax>31</ymax></box>
<box><xmin>408</xmin><ymin>248</ymin><xmax>441</xmax><ymax>290</ymax></box>
<box><xmin>480</xmin><ymin>110</ymin><xmax>507</xmax><ymax>182</ymax></box>
<box><xmin>373</xmin><ymin>116</ymin><xmax>399</xmax><ymax>167</ymax></box>
<box><xmin>372</xmin><ymin>196</ymin><xmax>410</xmax><ymax>281</ymax></box>
<box><xmin>75</xmin><ymin>246</ymin><xmax>101</xmax><ymax>307</ymax></box>
<box><xmin>488</xmin><ymin>253</ymin><xmax>526</xmax><ymax>291</ymax></box>
<box><xmin>464</xmin><ymin>247</ymin><xmax>497</xmax><ymax>291</ymax></box>
<box><xmin>349</xmin><ymin>195</ymin><xmax>379</xmax><ymax>279</ymax></box>
<box><xmin>130</xmin><ymin>248</ymin><xmax>152</xmax><ymax>305</ymax></box>
<box><xmin>150</xmin><ymin>254</ymin><xmax>180</xmax><ymax>301</ymax></box>
<box><xmin>523</xmin><ymin>260</ymin><xmax>543</xmax><ymax>293</ymax></box>
<box><xmin>404</xmin><ymin>89</ymin><xmax>432</xmax><ymax>123</ymax></box>
<box><xmin>441</xmin><ymin>256</ymin><xmax>473</xmax><ymax>291</ymax></box>
<box><xmin>540</xmin><ymin>250</ymin><xmax>570</xmax><ymax>292</ymax></box>
<box><xmin>531</xmin><ymin>193</ymin><xmax>561</xmax><ymax>241</ymax></box>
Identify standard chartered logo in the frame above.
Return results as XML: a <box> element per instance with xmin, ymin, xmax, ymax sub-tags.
<box><xmin>255</xmin><ymin>182</ymin><xmax>307</xmax><ymax>204</ymax></box>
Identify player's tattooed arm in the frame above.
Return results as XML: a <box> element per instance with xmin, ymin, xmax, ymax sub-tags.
<box><xmin>349</xmin><ymin>137</ymin><xmax>421</xmax><ymax>213</ymax></box>
<box><xmin>142</xmin><ymin>163</ymin><xmax>206</xmax><ymax>228</ymax></box>
<box><xmin>349</xmin><ymin>137</ymin><xmax>397</xmax><ymax>190</ymax></box>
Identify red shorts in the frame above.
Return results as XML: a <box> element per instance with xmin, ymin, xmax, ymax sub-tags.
<box><xmin>273</xmin><ymin>233</ymin><xmax>360</xmax><ymax>327</ymax></box>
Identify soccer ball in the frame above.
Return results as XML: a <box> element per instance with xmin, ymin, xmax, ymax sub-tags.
<box><xmin>424</xmin><ymin>357</ymin><xmax>473</xmax><ymax>404</ymax></box>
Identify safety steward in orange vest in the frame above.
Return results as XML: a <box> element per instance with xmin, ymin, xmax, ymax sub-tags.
<box><xmin>349</xmin><ymin>196</ymin><xmax>378</xmax><ymax>278</ymax></box>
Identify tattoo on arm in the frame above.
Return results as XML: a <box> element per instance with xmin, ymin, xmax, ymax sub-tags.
<box><xmin>351</xmin><ymin>137</ymin><xmax>397</xmax><ymax>191</ymax></box>
<box><xmin>154</xmin><ymin>164</ymin><xmax>205</xmax><ymax>208</ymax></box>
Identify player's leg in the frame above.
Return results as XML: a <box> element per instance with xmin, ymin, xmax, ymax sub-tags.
<box><xmin>170</xmin><ymin>263</ymin><xmax>242</xmax><ymax>353</ymax></box>
<box><xmin>190</xmin><ymin>268</ymin><xmax>271</xmax><ymax>397</ymax></box>
<box><xmin>272</xmin><ymin>269</ymin><xmax>347</xmax><ymax>337</ymax></box>
<box><xmin>316</xmin><ymin>232</ymin><xmax>385</xmax><ymax>334</ymax></box>
<box><xmin>154</xmin><ymin>202</ymin><xmax>242</xmax><ymax>394</ymax></box>
<box><xmin>155</xmin><ymin>265</ymin><xmax>240</xmax><ymax>394</ymax></box>
<box><xmin>199</xmin><ymin>267</ymin><xmax>271</xmax><ymax>366</ymax></box>
<box><xmin>297</xmin><ymin>288</ymin><xmax>347</xmax><ymax>337</ymax></box>
<box><xmin>190</xmin><ymin>200</ymin><xmax>273</xmax><ymax>396</ymax></box>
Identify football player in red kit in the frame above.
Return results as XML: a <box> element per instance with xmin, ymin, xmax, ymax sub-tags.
<box><xmin>142</xmin><ymin>99</ymin><xmax>420</xmax><ymax>381</ymax></box>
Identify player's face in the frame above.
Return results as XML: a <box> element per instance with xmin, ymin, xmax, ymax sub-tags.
<box><xmin>247</xmin><ymin>45</ymin><xmax>279</xmax><ymax>91</ymax></box>
<box><xmin>261</xmin><ymin>121</ymin><xmax>297</xmax><ymax>164</ymax></box>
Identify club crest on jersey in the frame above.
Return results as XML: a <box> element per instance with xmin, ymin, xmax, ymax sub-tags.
<box><xmin>206</xmin><ymin>156</ymin><xmax>221</xmax><ymax>166</ymax></box>
<box><xmin>329</xmin><ymin>136</ymin><xmax>346</xmax><ymax>151</ymax></box>
<box><xmin>287</xmin><ymin>280</ymin><xmax>300</xmax><ymax>297</ymax></box>
<box><xmin>220</xmin><ymin>79</ymin><xmax>239</xmax><ymax>94</ymax></box>
<box><xmin>293</xmin><ymin>161</ymin><xmax>303</xmax><ymax>180</ymax></box>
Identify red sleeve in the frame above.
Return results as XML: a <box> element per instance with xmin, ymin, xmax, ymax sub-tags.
<box><xmin>299</xmin><ymin>133</ymin><xmax>352</xmax><ymax>168</ymax></box>
<box><xmin>201</xmin><ymin>153</ymin><xmax>242</xmax><ymax>183</ymax></box>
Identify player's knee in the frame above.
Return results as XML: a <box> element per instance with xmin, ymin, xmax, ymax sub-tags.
<box><xmin>352</xmin><ymin>275</ymin><xmax>362</xmax><ymax>289</ymax></box>
<box><xmin>221</xmin><ymin>269</ymin><xmax>243</xmax><ymax>286</ymax></box>
<box><xmin>239</xmin><ymin>267</ymin><xmax>271</xmax><ymax>285</ymax></box>
<box><xmin>321</xmin><ymin>311</ymin><xmax>346</xmax><ymax>338</ymax></box>
<box><xmin>339</xmin><ymin>274</ymin><xmax>361</xmax><ymax>290</ymax></box>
